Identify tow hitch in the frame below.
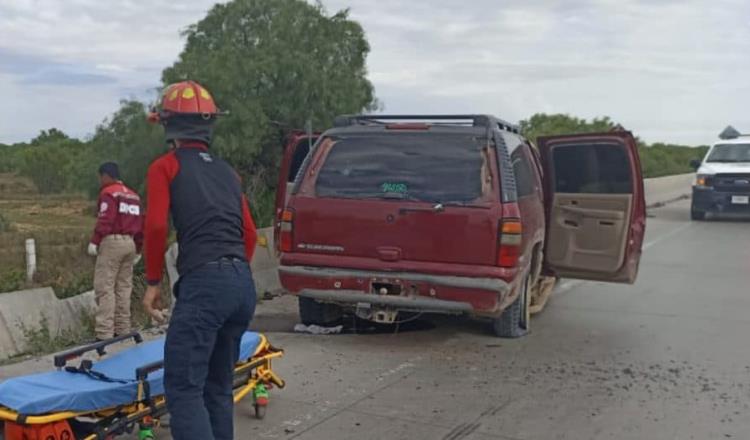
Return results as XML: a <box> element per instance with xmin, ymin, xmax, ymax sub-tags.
<box><xmin>355</xmin><ymin>302</ymin><xmax>399</xmax><ymax>324</ymax></box>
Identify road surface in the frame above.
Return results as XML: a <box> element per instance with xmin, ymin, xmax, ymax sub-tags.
<box><xmin>238</xmin><ymin>199</ymin><xmax>750</xmax><ymax>440</ymax></box>
<box><xmin>2</xmin><ymin>198</ymin><xmax>748</xmax><ymax>440</ymax></box>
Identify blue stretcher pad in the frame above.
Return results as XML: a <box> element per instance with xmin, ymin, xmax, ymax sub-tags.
<box><xmin>0</xmin><ymin>331</ymin><xmax>261</xmax><ymax>415</ymax></box>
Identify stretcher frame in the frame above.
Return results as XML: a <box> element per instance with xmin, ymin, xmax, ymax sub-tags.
<box><xmin>0</xmin><ymin>331</ymin><xmax>285</xmax><ymax>440</ymax></box>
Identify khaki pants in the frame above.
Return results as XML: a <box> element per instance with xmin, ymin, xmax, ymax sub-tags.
<box><xmin>94</xmin><ymin>235</ymin><xmax>136</xmax><ymax>339</ymax></box>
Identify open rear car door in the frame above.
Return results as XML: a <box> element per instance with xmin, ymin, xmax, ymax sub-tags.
<box><xmin>274</xmin><ymin>132</ymin><xmax>318</xmax><ymax>254</ymax></box>
<box><xmin>538</xmin><ymin>130</ymin><xmax>646</xmax><ymax>283</ymax></box>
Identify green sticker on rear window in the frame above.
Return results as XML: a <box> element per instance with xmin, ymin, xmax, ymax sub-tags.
<box><xmin>381</xmin><ymin>182</ymin><xmax>408</xmax><ymax>194</ymax></box>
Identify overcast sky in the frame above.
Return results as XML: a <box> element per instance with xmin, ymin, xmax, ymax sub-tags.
<box><xmin>0</xmin><ymin>0</ymin><xmax>748</xmax><ymax>145</ymax></box>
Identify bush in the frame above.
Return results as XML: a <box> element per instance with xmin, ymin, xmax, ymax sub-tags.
<box><xmin>0</xmin><ymin>212</ymin><xmax>13</xmax><ymax>233</ymax></box>
<box><xmin>0</xmin><ymin>145</ymin><xmax>23</xmax><ymax>173</ymax></box>
<box><xmin>53</xmin><ymin>271</ymin><xmax>94</xmax><ymax>299</ymax></box>
<box><xmin>17</xmin><ymin>146</ymin><xmax>70</xmax><ymax>194</ymax></box>
<box><xmin>639</xmin><ymin>143</ymin><xmax>708</xmax><ymax>178</ymax></box>
<box><xmin>520</xmin><ymin>113</ymin><xmax>708</xmax><ymax>179</ymax></box>
<box><xmin>19</xmin><ymin>313</ymin><xmax>95</xmax><ymax>357</ymax></box>
<box><xmin>32</xmin><ymin>239</ymin><xmax>94</xmax><ymax>299</ymax></box>
<box><xmin>16</xmin><ymin>130</ymin><xmax>87</xmax><ymax>195</ymax></box>
<box><xmin>0</xmin><ymin>269</ymin><xmax>26</xmax><ymax>293</ymax></box>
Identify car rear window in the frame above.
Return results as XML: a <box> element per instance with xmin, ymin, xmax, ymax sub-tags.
<box><xmin>315</xmin><ymin>133</ymin><xmax>488</xmax><ymax>203</ymax></box>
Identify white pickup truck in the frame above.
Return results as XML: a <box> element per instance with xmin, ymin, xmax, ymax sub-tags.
<box><xmin>691</xmin><ymin>127</ymin><xmax>750</xmax><ymax>219</ymax></box>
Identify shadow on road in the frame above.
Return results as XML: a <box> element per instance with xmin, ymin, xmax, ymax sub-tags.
<box><xmin>249</xmin><ymin>295</ymin><xmax>496</xmax><ymax>337</ymax></box>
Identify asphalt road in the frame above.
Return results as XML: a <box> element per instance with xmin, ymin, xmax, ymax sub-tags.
<box><xmin>2</xmin><ymin>198</ymin><xmax>748</xmax><ymax>440</ymax></box>
<box><xmin>237</xmin><ymin>199</ymin><xmax>750</xmax><ymax>440</ymax></box>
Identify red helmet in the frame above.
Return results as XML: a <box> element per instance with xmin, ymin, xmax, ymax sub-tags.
<box><xmin>148</xmin><ymin>81</ymin><xmax>220</xmax><ymax>123</ymax></box>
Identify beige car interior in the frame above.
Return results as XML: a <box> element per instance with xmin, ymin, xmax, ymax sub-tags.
<box><xmin>546</xmin><ymin>143</ymin><xmax>633</xmax><ymax>276</ymax></box>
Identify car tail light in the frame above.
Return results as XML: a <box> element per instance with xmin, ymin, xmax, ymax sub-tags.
<box><xmin>497</xmin><ymin>219</ymin><xmax>522</xmax><ymax>267</ymax></box>
<box><xmin>280</xmin><ymin>209</ymin><xmax>294</xmax><ymax>252</ymax></box>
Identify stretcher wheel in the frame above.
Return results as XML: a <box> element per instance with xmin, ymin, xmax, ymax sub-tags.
<box><xmin>138</xmin><ymin>427</ymin><xmax>155</xmax><ymax>440</ymax></box>
<box><xmin>254</xmin><ymin>404</ymin><xmax>267</xmax><ymax>420</ymax></box>
<box><xmin>252</xmin><ymin>383</ymin><xmax>269</xmax><ymax>420</ymax></box>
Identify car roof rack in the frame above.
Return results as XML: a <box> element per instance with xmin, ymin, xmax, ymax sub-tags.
<box><xmin>333</xmin><ymin>114</ymin><xmax>520</xmax><ymax>133</ymax></box>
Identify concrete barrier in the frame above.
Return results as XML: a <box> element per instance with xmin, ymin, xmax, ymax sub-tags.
<box><xmin>644</xmin><ymin>173</ymin><xmax>694</xmax><ymax>208</ymax></box>
<box><xmin>0</xmin><ymin>288</ymin><xmax>95</xmax><ymax>359</ymax></box>
<box><xmin>251</xmin><ymin>227</ymin><xmax>283</xmax><ymax>297</ymax></box>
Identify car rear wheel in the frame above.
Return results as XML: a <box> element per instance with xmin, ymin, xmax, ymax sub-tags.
<box><xmin>298</xmin><ymin>297</ymin><xmax>343</xmax><ymax>326</ymax></box>
<box><xmin>492</xmin><ymin>274</ymin><xmax>530</xmax><ymax>338</ymax></box>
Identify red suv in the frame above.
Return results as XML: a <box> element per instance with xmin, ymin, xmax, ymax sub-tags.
<box><xmin>274</xmin><ymin>115</ymin><xmax>646</xmax><ymax>337</ymax></box>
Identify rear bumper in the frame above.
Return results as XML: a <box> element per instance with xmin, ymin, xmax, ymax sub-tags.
<box><xmin>299</xmin><ymin>289</ymin><xmax>475</xmax><ymax>314</ymax></box>
<box><xmin>692</xmin><ymin>187</ymin><xmax>750</xmax><ymax>212</ymax></box>
<box><xmin>279</xmin><ymin>265</ymin><xmax>511</xmax><ymax>316</ymax></box>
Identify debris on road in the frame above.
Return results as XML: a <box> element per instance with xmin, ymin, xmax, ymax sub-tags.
<box><xmin>293</xmin><ymin>323</ymin><xmax>344</xmax><ymax>335</ymax></box>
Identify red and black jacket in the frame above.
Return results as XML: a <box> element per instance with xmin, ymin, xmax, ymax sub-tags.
<box><xmin>144</xmin><ymin>142</ymin><xmax>257</xmax><ymax>285</ymax></box>
<box><xmin>91</xmin><ymin>182</ymin><xmax>143</xmax><ymax>251</ymax></box>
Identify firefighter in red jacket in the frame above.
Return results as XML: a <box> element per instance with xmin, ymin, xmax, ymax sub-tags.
<box><xmin>142</xmin><ymin>81</ymin><xmax>257</xmax><ymax>440</ymax></box>
<box><xmin>88</xmin><ymin>162</ymin><xmax>143</xmax><ymax>341</ymax></box>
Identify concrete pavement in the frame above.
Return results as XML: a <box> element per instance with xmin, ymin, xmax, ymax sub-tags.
<box><xmin>2</xmin><ymin>198</ymin><xmax>749</xmax><ymax>439</ymax></box>
<box><xmin>235</xmin><ymin>198</ymin><xmax>750</xmax><ymax>440</ymax></box>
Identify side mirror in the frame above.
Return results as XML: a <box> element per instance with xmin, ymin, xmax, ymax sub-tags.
<box><xmin>690</xmin><ymin>159</ymin><xmax>701</xmax><ymax>170</ymax></box>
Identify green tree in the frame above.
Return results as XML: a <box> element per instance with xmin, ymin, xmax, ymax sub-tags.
<box><xmin>519</xmin><ymin>113</ymin><xmax>706</xmax><ymax>178</ymax></box>
<box><xmin>30</xmin><ymin>128</ymin><xmax>70</xmax><ymax>146</ymax></box>
<box><xmin>50</xmin><ymin>101</ymin><xmax>165</xmax><ymax>198</ymax></box>
<box><xmin>519</xmin><ymin>113</ymin><xmax>617</xmax><ymax>144</ymax></box>
<box><xmin>79</xmin><ymin>101</ymin><xmax>165</xmax><ymax>196</ymax></box>
<box><xmin>17</xmin><ymin>129</ymin><xmax>84</xmax><ymax>194</ymax></box>
<box><xmin>0</xmin><ymin>144</ymin><xmax>23</xmax><ymax>172</ymax></box>
<box><xmin>161</xmin><ymin>0</ymin><xmax>377</xmax><ymax>224</ymax></box>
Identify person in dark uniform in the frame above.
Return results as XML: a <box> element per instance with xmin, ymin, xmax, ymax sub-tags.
<box><xmin>142</xmin><ymin>80</ymin><xmax>258</xmax><ymax>440</ymax></box>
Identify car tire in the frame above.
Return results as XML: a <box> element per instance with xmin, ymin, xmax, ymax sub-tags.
<box><xmin>492</xmin><ymin>274</ymin><xmax>530</xmax><ymax>338</ymax></box>
<box><xmin>298</xmin><ymin>297</ymin><xmax>343</xmax><ymax>326</ymax></box>
<box><xmin>254</xmin><ymin>404</ymin><xmax>267</xmax><ymax>420</ymax></box>
<box><xmin>690</xmin><ymin>204</ymin><xmax>706</xmax><ymax>221</ymax></box>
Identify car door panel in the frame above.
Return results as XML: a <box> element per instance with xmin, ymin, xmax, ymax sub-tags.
<box><xmin>274</xmin><ymin>132</ymin><xmax>318</xmax><ymax>254</ymax></box>
<box><xmin>548</xmin><ymin>193</ymin><xmax>632</xmax><ymax>275</ymax></box>
<box><xmin>538</xmin><ymin>131</ymin><xmax>645</xmax><ymax>283</ymax></box>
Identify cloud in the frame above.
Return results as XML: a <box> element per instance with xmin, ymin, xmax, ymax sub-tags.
<box><xmin>323</xmin><ymin>0</ymin><xmax>750</xmax><ymax>144</ymax></box>
<box><xmin>0</xmin><ymin>48</ymin><xmax>117</xmax><ymax>86</ymax></box>
<box><xmin>96</xmin><ymin>64</ymin><xmax>133</xmax><ymax>73</ymax></box>
<box><xmin>0</xmin><ymin>0</ymin><xmax>216</xmax><ymax>142</ymax></box>
<box><xmin>0</xmin><ymin>0</ymin><xmax>749</xmax><ymax>145</ymax></box>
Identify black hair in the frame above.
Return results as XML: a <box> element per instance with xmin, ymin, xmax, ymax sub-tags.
<box><xmin>98</xmin><ymin>162</ymin><xmax>120</xmax><ymax>180</ymax></box>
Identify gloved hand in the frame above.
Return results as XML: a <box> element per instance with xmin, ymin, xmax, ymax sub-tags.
<box><xmin>134</xmin><ymin>254</ymin><xmax>142</xmax><ymax>265</ymax></box>
<box><xmin>87</xmin><ymin>243</ymin><xmax>98</xmax><ymax>256</ymax></box>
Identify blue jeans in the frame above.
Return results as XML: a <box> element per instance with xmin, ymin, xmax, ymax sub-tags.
<box><xmin>164</xmin><ymin>259</ymin><xmax>256</xmax><ymax>440</ymax></box>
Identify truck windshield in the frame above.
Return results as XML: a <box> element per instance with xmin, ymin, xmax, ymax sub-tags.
<box><xmin>315</xmin><ymin>133</ymin><xmax>488</xmax><ymax>203</ymax></box>
<box><xmin>706</xmin><ymin>143</ymin><xmax>750</xmax><ymax>163</ymax></box>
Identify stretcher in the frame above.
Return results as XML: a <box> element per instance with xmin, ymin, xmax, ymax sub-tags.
<box><xmin>0</xmin><ymin>331</ymin><xmax>284</xmax><ymax>440</ymax></box>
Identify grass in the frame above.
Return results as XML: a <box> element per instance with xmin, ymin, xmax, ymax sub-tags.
<box><xmin>18</xmin><ymin>312</ymin><xmax>96</xmax><ymax>357</ymax></box>
<box><xmin>0</xmin><ymin>173</ymin><xmax>171</xmax><ymax>356</ymax></box>
<box><xmin>0</xmin><ymin>174</ymin><xmax>95</xmax><ymax>299</ymax></box>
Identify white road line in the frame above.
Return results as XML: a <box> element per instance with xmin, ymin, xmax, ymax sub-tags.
<box><xmin>554</xmin><ymin>221</ymin><xmax>694</xmax><ymax>295</ymax></box>
<box><xmin>642</xmin><ymin>222</ymin><xmax>693</xmax><ymax>251</ymax></box>
<box><xmin>556</xmin><ymin>280</ymin><xmax>582</xmax><ymax>293</ymax></box>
